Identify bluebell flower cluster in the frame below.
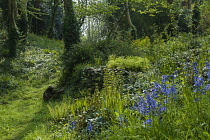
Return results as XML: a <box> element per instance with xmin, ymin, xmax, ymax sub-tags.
<box><xmin>193</xmin><ymin>62</ymin><xmax>210</xmax><ymax>94</ymax></box>
<box><xmin>66</xmin><ymin>62</ymin><xmax>210</xmax><ymax>130</ymax></box>
<box><xmin>202</xmin><ymin>62</ymin><xmax>210</xmax><ymax>84</ymax></box>
<box><xmin>206</xmin><ymin>62</ymin><xmax>210</xmax><ymax>81</ymax></box>
<box><xmin>132</xmin><ymin>61</ymin><xmax>210</xmax><ymax>125</ymax></box>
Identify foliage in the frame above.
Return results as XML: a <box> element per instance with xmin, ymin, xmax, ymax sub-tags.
<box><xmin>192</xmin><ymin>3</ymin><xmax>201</xmax><ymax>35</ymax></box>
<box><xmin>0</xmin><ymin>33</ymin><xmax>62</xmax><ymax>95</ymax></box>
<box><xmin>47</xmin><ymin>100</ymin><xmax>70</xmax><ymax>122</ymax></box>
<box><xmin>1</xmin><ymin>31</ymin><xmax>210</xmax><ymax>139</ymax></box>
<box><xmin>107</xmin><ymin>55</ymin><xmax>151</xmax><ymax>72</ymax></box>
<box><xmin>28</xmin><ymin>33</ymin><xmax>64</xmax><ymax>50</ymax></box>
<box><xmin>1</xmin><ymin>0</ymin><xmax>210</xmax><ymax>139</ymax></box>
<box><xmin>47</xmin><ymin>58</ymin><xmax>210</xmax><ymax>139</ymax></box>
<box><xmin>61</xmin><ymin>38</ymin><xmax>135</xmax><ymax>87</ymax></box>
<box><xmin>200</xmin><ymin>0</ymin><xmax>210</xmax><ymax>34</ymax></box>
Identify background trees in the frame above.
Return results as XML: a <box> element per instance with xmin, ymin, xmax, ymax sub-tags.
<box><xmin>0</xmin><ymin>0</ymin><xmax>209</xmax><ymax>58</ymax></box>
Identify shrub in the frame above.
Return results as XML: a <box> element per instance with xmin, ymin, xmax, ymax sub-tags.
<box><xmin>61</xmin><ymin>39</ymin><xmax>136</xmax><ymax>87</ymax></box>
<box><xmin>107</xmin><ymin>55</ymin><xmax>151</xmax><ymax>72</ymax></box>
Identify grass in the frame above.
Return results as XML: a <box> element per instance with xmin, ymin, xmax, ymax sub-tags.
<box><xmin>0</xmin><ymin>86</ymin><xmax>50</xmax><ymax>139</ymax></box>
<box><xmin>0</xmin><ymin>33</ymin><xmax>63</xmax><ymax>139</ymax></box>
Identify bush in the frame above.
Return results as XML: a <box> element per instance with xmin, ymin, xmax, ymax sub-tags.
<box><xmin>107</xmin><ymin>55</ymin><xmax>151</xmax><ymax>72</ymax></box>
<box><xmin>61</xmin><ymin>39</ymin><xmax>136</xmax><ymax>87</ymax></box>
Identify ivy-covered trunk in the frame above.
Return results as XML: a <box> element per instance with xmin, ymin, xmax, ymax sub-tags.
<box><xmin>63</xmin><ymin>0</ymin><xmax>80</xmax><ymax>51</ymax></box>
<box><xmin>17</xmin><ymin>0</ymin><xmax>28</xmax><ymax>44</ymax></box>
<box><xmin>62</xmin><ymin>0</ymin><xmax>80</xmax><ymax>85</ymax></box>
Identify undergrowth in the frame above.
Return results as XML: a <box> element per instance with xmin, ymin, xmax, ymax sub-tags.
<box><xmin>46</xmin><ymin>34</ymin><xmax>210</xmax><ymax>139</ymax></box>
<box><xmin>0</xmin><ymin>33</ymin><xmax>210</xmax><ymax>139</ymax></box>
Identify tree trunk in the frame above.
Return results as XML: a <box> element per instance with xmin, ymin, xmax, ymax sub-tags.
<box><xmin>48</xmin><ymin>0</ymin><xmax>60</xmax><ymax>38</ymax></box>
<box><xmin>18</xmin><ymin>0</ymin><xmax>28</xmax><ymax>44</ymax></box>
<box><xmin>63</xmin><ymin>0</ymin><xmax>80</xmax><ymax>50</ymax></box>
<box><xmin>62</xmin><ymin>0</ymin><xmax>80</xmax><ymax>85</ymax></box>
<box><xmin>124</xmin><ymin>1</ymin><xmax>137</xmax><ymax>39</ymax></box>
<box><xmin>8</xmin><ymin>0</ymin><xmax>19</xmax><ymax>57</ymax></box>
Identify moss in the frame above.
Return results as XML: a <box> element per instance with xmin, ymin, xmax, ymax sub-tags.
<box><xmin>107</xmin><ymin>55</ymin><xmax>151</xmax><ymax>72</ymax></box>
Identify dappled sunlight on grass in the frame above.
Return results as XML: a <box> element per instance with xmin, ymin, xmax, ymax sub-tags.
<box><xmin>0</xmin><ymin>34</ymin><xmax>63</xmax><ymax>139</ymax></box>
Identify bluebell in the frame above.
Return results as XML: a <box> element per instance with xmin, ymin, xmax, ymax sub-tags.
<box><xmin>144</xmin><ymin>119</ymin><xmax>153</xmax><ymax>125</ymax></box>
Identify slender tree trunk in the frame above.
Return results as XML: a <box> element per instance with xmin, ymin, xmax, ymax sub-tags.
<box><xmin>48</xmin><ymin>0</ymin><xmax>60</xmax><ymax>38</ymax></box>
<box><xmin>8</xmin><ymin>0</ymin><xmax>19</xmax><ymax>57</ymax></box>
<box><xmin>8</xmin><ymin>0</ymin><xmax>17</xmax><ymax>29</ymax></box>
<box><xmin>18</xmin><ymin>0</ymin><xmax>28</xmax><ymax>44</ymax></box>
<box><xmin>107</xmin><ymin>8</ymin><xmax>127</xmax><ymax>39</ymax></box>
<box><xmin>124</xmin><ymin>1</ymin><xmax>137</xmax><ymax>39</ymax></box>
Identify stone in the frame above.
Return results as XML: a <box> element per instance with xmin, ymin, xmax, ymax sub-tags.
<box><xmin>43</xmin><ymin>86</ymin><xmax>64</xmax><ymax>101</ymax></box>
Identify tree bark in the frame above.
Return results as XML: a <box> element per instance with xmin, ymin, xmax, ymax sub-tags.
<box><xmin>8</xmin><ymin>0</ymin><xmax>19</xmax><ymax>57</ymax></box>
<box><xmin>63</xmin><ymin>0</ymin><xmax>80</xmax><ymax>50</ymax></box>
<box><xmin>8</xmin><ymin>0</ymin><xmax>17</xmax><ymax>29</ymax></box>
<box><xmin>124</xmin><ymin>1</ymin><xmax>137</xmax><ymax>39</ymax></box>
<box><xmin>48</xmin><ymin>0</ymin><xmax>60</xmax><ymax>38</ymax></box>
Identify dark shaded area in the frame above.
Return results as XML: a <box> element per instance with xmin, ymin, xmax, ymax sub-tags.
<box><xmin>43</xmin><ymin>86</ymin><xmax>64</xmax><ymax>101</ymax></box>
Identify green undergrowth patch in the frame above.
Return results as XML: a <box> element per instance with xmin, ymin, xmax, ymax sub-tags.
<box><xmin>44</xmin><ymin>34</ymin><xmax>210</xmax><ymax>139</ymax></box>
<box><xmin>0</xmin><ymin>33</ymin><xmax>62</xmax><ymax>95</ymax></box>
<box><xmin>107</xmin><ymin>55</ymin><xmax>151</xmax><ymax>72</ymax></box>
<box><xmin>28</xmin><ymin>33</ymin><xmax>64</xmax><ymax>51</ymax></box>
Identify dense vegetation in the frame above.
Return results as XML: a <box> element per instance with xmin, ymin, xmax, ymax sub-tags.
<box><xmin>1</xmin><ymin>0</ymin><xmax>210</xmax><ymax>139</ymax></box>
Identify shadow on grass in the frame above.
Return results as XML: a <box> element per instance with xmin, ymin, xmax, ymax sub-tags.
<box><xmin>0</xmin><ymin>58</ymin><xmax>17</xmax><ymax>96</ymax></box>
<box><xmin>12</xmin><ymin>101</ymin><xmax>50</xmax><ymax>139</ymax></box>
<box><xmin>13</xmin><ymin>96</ymin><xmax>65</xmax><ymax>139</ymax></box>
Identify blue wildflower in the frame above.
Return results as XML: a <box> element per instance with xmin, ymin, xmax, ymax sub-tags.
<box><xmin>170</xmin><ymin>85</ymin><xmax>177</xmax><ymax>93</ymax></box>
<box><xmin>194</xmin><ymin>76</ymin><xmax>204</xmax><ymax>92</ymax></box>
<box><xmin>144</xmin><ymin>119</ymin><xmax>153</xmax><ymax>125</ymax></box>
<box><xmin>164</xmin><ymin>99</ymin><xmax>168</xmax><ymax>104</ymax></box>
<box><xmin>155</xmin><ymin>82</ymin><xmax>162</xmax><ymax>89</ymax></box>
<box><xmin>184</xmin><ymin>61</ymin><xmax>190</xmax><ymax>69</ymax></box>
<box><xmin>135</xmin><ymin>100</ymin><xmax>149</xmax><ymax>115</ymax></box>
<box><xmin>162</xmin><ymin>75</ymin><xmax>168</xmax><ymax>84</ymax></box>
<box><xmin>194</xmin><ymin>98</ymin><xmax>199</xmax><ymax>102</ymax></box>
<box><xmin>203</xmin><ymin>84</ymin><xmax>210</xmax><ymax>91</ymax></box>
<box><xmin>193</xmin><ymin>62</ymin><xmax>199</xmax><ymax>75</ymax></box>
<box><xmin>71</xmin><ymin>121</ymin><xmax>76</xmax><ymax>130</ymax></box>
<box><xmin>158</xmin><ymin>107</ymin><xmax>166</xmax><ymax>113</ymax></box>
<box><xmin>146</xmin><ymin>94</ymin><xmax>157</xmax><ymax>110</ymax></box>
<box><xmin>205</xmin><ymin>62</ymin><xmax>210</xmax><ymax>81</ymax></box>
<box><xmin>161</xmin><ymin>84</ymin><xmax>168</xmax><ymax>94</ymax></box>
<box><xmin>87</xmin><ymin>122</ymin><xmax>92</xmax><ymax>133</ymax></box>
